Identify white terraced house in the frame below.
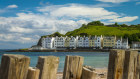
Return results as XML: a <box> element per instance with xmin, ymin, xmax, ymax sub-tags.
<box><xmin>77</xmin><ymin>37</ymin><xmax>84</xmax><ymax>47</ymax></box>
<box><xmin>94</xmin><ymin>36</ymin><xmax>103</xmax><ymax>48</ymax></box>
<box><xmin>115</xmin><ymin>37</ymin><xmax>129</xmax><ymax>49</ymax></box>
<box><xmin>83</xmin><ymin>37</ymin><xmax>89</xmax><ymax>47</ymax></box>
<box><xmin>116</xmin><ymin>38</ymin><xmax>122</xmax><ymax>49</ymax></box>
<box><xmin>132</xmin><ymin>42</ymin><xmax>140</xmax><ymax>49</ymax></box>
<box><xmin>41</xmin><ymin>37</ymin><xmax>55</xmax><ymax>49</ymax></box>
<box><xmin>122</xmin><ymin>38</ymin><xmax>129</xmax><ymax>49</ymax></box>
<box><xmin>54</xmin><ymin>36</ymin><xmax>66</xmax><ymax>48</ymax></box>
<box><xmin>69</xmin><ymin>36</ymin><xmax>77</xmax><ymax>48</ymax></box>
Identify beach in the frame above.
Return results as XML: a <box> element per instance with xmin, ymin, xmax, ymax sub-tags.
<box><xmin>57</xmin><ymin>68</ymin><xmax>107</xmax><ymax>79</ymax></box>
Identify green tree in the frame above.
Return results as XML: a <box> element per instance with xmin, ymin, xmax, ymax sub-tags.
<box><xmin>87</xmin><ymin>21</ymin><xmax>104</xmax><ymax>26</ymax></box>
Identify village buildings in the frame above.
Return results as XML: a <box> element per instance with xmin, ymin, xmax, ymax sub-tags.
<box><xmin>41</xmin><ymin>35</ymin><xmax>129</xmax><ymax>49</ymax></box>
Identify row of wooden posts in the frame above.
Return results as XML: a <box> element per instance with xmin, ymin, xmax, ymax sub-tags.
<box><xmin>0</xmin><ymin>49</ymin><xmax>139</xmax><ymax>79</ymax></box>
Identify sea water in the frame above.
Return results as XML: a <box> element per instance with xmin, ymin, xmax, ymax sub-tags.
<box><xmin>0</xmin><ymin>51</ymin><xmax>109</xmax><ymax>72</ymax></box>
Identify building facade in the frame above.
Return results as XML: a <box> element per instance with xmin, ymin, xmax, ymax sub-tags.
<box><xmin>83</xmin><ymin>37</ymin><xmax>89</xmax><ymax>47</ymax></box>
<box><xmin>69</xmin><ymin>36</ymin><xmax>77</xmax><ymax>48</ymax></box>
<box><xmin>41</xmin><ymin>37</ymin><xmax>55</xmax><ymax>49</ymax></box>
<box><xmin>64</xmin><ymin>37</ymin><xmax>70</xmax><ymax>47</ymax></box>
<box><xmin>41</xmin><ymin>35</ymin><xmax>129</xmax><ymax>49</ymax></box>
<box><xmin>131</xmin><ymin>42</ymin><xmax>140</xmax><ymax>49</ymax></box>
<box><xmin>103</xmin><ymin>36</ymin><xmax>116</xmax><ymax>49</ymax></box>
<box><xmin>77</xmin><ymin>37</ymin><xmax>84</xmax><ymax>47</ymax></box>
<box><xmin>54</xmin><ymin>36</ymin><xmax>65</xmax><ymax>48</ymax></box>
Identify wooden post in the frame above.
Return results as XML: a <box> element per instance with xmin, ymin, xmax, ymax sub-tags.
<box><xmin>107</xmin><ymin>49</ymin><xmax>125</xmax><ymax>79</ymax></box>
<box><xmin>123</xmin><ymin>50</ymin><xmax>138</xmax><ymax>79</ymax></box>
<box><xmin>81</xmin><ymin>66</ymin><xmax>97</xmax><ymax>79</ymax></box>
<box><xmin>63</xmin><ymin>56</ymin><xmax>84</xmax><ymax>79</ymax></box>
<box><xmin>136</xmin><ymin>54</ymin><xmax>140</xmax><ymax>79</ymax></box>
<box><xmin>36</xmin><ymin>56</ymin><xmax>59</xmax><ymax>79</ymax></box>
<box><xmin>26</xmin><ymin>67</ymin><xmax>40</xmax><ymax>79</ymax></box>
<box><xmin>0</xmin><ymin>54</ymin><xmax>30</xmax><ymax>79</ymax></box>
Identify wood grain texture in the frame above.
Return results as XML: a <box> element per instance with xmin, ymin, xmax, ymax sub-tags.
<box><xmin>63</xmin><ymin>55</ymin><xmax>84</xmax><ymax>79</ymax></box>
<box><xmin>136</xmin><ymin>54</ymin><xmax>140</xmax><ymax>79</ymax></box>
<box><xmin>0</xmin><ymin>54</ymin><xmax>30</xmax><ymax>79</ymax></box>
<box><xmin>36</xmin><ymin>56</ymin><xmax>59</xmax><ymax>79</ymax></box>
<box><xmin>107</xmin><ymin>49</ymin><xmax>125</xmax><ymax>79</ymax></box>
<box><xmin>123</xmin><ymin>50</ymin><xmax>138</xmax><ymax>79</ymax></box>
<box><xmin>81</xmin><ymin>66</ymin><xmax>97</xmax><ymax>79</ymax></box>
<box><xmin>26</xmin><ymin>67</ymin><xmax>40</xmax><ymax>79</ymax></box>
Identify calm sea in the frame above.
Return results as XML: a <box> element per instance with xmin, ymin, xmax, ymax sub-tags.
<box><xmin>0</xmin><ymin>50</ymin><xmax>109</xmax><ymax>72</ymax></box>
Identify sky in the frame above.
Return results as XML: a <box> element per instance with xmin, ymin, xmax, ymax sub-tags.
<box><xmin>0</xmin><ymin>0</ymin><xmax>140</xmax><ymax>49</ymax></box>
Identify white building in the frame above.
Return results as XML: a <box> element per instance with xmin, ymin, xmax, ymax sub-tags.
<box><xmin>83</xmin><ymin>37</ymin><xmax>89</xmax><ymax>47</ymax></box>
<box><xmin>122</xmin><ymin>39</ymin><xmax>129</xmax><ymax>49</ymax></box>
<box><xmin>54</xmin><ymin>36</ymin><xmax>66</xmax><ymax>48</ymax></box>
<box><xmin>41</xmin><ymin>38</ymin><xmax>46</xmax><ymax>48</ymax></box>
<box><xmin>116</xmin><ymin>38</ymin><xmax>122</xmax><ymax>49</ymax></box>
<box><xmin>41</xmin><ymin>37</ymin><xmax>55</xmax><ymax>49</ymax></box>
<box><xmin>77</xmin><ymin>37</ymin><xmax>84</xmax><ymax>47</ymax></box>
<box><xmin>94</xmin><ymin>36</ymin><xmax>102</xmax><ymax>48</ymax></box>
<box><xmin>115</xmin><ymin>37</ymin><xmax>129</xmax><ymax>49</ymax></box>
<box><xmin>132</xmin><ymin>42</ymin><xmax>140</xmax><ymax>49</ymax></box>
<box><xmin>69</xmin><ymin>36</ymin><xmax>77</xmax><ymax>48</ymax></box>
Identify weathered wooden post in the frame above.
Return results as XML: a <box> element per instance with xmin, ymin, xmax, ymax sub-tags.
<box><xmin>136</xmin><ymin>54</ymin><xmax>140</xmax><ymax>79</ymax></box>
<box><xmin>123</xmin><ymin>50</ymin><xmax>138</xmax><ymax>79</ymax></box>
<box><xmin>0</xmin><ymin>54</ymin><xmax>30</xmax><ymax>79</ymax></box>
<box><xmin>36</xmin><ymin>56</ymin><xmax>59</xmax><ymax>79</ymax></box>
<box><xmin>63</xmin><ymin>55</ymin><xmax>84</xmax><ymax>79</ymax></box>
<box><xmin>26</xmin><ymin>67</ymin><xmax>40</xmax><ymax>79</ymax></box>
<box><xmin>107</xmin><ymin>49</ymin><xmax>125</xmax><ymax>79</ymax></box>
<box><xmin>81</xmin><ymin>66</ymin><xmax>98</xmax><ymax>79</ymax></box>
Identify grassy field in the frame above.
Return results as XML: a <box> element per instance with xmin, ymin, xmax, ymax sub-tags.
<box><xmin>65</xmin><ymin>25</ymin><xmax>140</xmax><ymax>36</ymax></box>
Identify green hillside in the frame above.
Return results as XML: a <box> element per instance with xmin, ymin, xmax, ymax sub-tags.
<box><xmin>65</xmin><ymin>22</ymin><xmax>140</xmax><ymax>37</ymax></box>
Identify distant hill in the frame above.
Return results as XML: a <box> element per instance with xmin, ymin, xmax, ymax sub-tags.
<box><xmin>65</xmin><ymin>21</ymin><xmax>140</xmax><ymax>37</ymax></box>
<box><xmin>37</xmin><ymin>21</ymin><xmax>140</xmax><ymax>46</ymax></box>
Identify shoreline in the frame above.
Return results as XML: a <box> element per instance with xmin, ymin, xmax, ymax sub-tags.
<box><xmin>6</xmin><ymin>49</ymin><xmax>110</xmax><ymax>52</ymax></box>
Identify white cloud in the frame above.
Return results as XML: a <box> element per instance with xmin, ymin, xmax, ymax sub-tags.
<box><xmin>7</xmin><ymin>4</ymin><xmax>18</xmax><ymax>9</ymax></box>
<box><xmin>0</xmin><ymin>3</ymin><xmax>138</xmax><ymax>45</ymax></box>
<box><xmin>136</xmin><ymin>2</ymin><xmax>140</xmax><ymax>5</ymax></box>
<box><xmin>9</xmin><ymin>27</ymin><xmax>33</xmax><ymax>33</ymax></box>
<box><xmin>109</xmin><ymin>16</ymin><xmax>138</xmax><ymax>22</ymax></box>
<box><xmin>96</xmin><ymin>0</ymin><xmax>129</xmax><ymax>3</ymax></box>
<box><xmin>0</xmin><ymin>34</ymin><xmax>35</xmax><ymax>43</ymax></box>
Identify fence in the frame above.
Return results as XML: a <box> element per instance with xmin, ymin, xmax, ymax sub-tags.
<box><xmin>0</xmin><ymin>49</ymin><xmax>139</xmax><ymax>79</ymax></box>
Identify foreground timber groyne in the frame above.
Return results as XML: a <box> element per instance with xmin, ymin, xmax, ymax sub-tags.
<box><xmin>0</xmin><ymin>49</ymin><xmax>140</xmax><ymax>79</ymax></box>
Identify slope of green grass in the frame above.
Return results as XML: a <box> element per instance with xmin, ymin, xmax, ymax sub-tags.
<box><xmin>65</xmin><ymin>25</ymin><xmax>140</xmax><ymax>37</ymax></box>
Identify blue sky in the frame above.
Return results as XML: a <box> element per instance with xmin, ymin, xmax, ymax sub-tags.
<box><xmin>0</xmin><ymin>0</ymin><xmax>140</xmax><ymax>49</ymax></box>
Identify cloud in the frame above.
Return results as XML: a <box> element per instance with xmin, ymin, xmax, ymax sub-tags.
<box><xmin>7</xmin><ymin>4</ymin><xmax>18</xmax><ymax>8</ymax></box>
<box><xmin>96</xmin><ymin>0</ymin><xmax>129</xmax><ymax>3</ymax></box>
<box><xmin>109</xmin><ymin>16</ymin><xmax>138</xmax><ymax>22</ymax></box>
<box><xmin>136</xmin><ymin>2</ymin><xmax>140</xmax><ymax>5</ymax></box>
<box><xmin>0</xmin><ymin>34</ymin><xmax>34</xmax><ymax>43</ymax></box>
<box><xmin>0</xmin><ymin>3</ymin><xmax>138</xmax><ymax>48</ymax></box>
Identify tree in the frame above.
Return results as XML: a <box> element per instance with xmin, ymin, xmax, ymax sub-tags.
<box><xmin>87</xmin><ymin>21</ymin><xmax>104</xmax><ymax>26</ymax></box>
<box><xmin>80</xmin><ymin>33</ymin><xmax>88</xmax><ymax>37</ymax></box>
<box><xmin>114</xmin><ymin>22</ymin><xmax>119</xmax><ymax>26</ymax></box>
<box><xmin>120</xmin><ymin>24</ymin><xmax>128</xmax><ymax>27</ymax></box>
